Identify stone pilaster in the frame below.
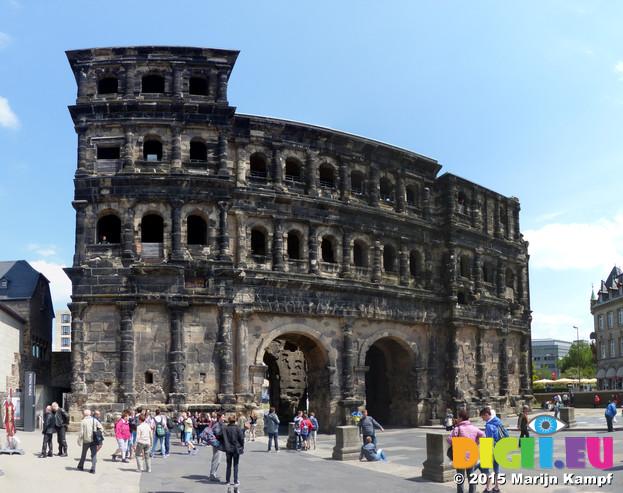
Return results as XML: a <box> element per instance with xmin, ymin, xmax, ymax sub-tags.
<box><xmin>123</xmin><ymin>63</ymin><xmax>136</xmax><ymax>98</ymax></box>
<box><xmin>371</xmin><ymin>240</ymin><xmax>382</xmax><ymax>283</ymax></box>
<box><xmin>218</xmin><ymin>201</ymin><xmax>232</xmax><ymax>261</ymax></box>
<box><xmin>168</xmin><ymin>301</ymin><xmax>188</xmax><ymax>404</ymax></box>
<box><xmin>396</xmin><ymin>175</ymin><xmax>406</xmax><ymax>213</ymax></box>
<box><xmin>172</xmin><ymin>62</ymin><xmax>184</xmax><ymax>99</ymax></box>
<box><xmin>235</xmin><ymin>311</ymin><xmax>250</xmax><ymax>395</ymax></box>
<box><xmin>217</xmin><ymin>71</ymin><xmax>228</xmax><ymax>104</ymax></box>
<box><xmin>272</xmin><ymin>219</ymin><xmax>284</xmax><ymax>271</ymax></box>
<box><xmin>218</xmin><ymin>305</ymin><xmax>235</xmax><ymax>402</ymax></box>
<box><xmin>306</xmin><ymin>152</ymin><xmax>318</xmax><ymax>196</ymax></box>
<box><xmin>171</xmin><ymin>124</ymin><xmax>183</xmax><ymax>171</ymax></box>
<box><xmin>272</xmin><ymin>147</ymin><xmax>283</xmax><ymax>190</ymax></box>
<box><xmin>117</xmin><ymin>301</ymin><xmax>137</xmax><ymax>406</ymax></box>
<box><xmin>369</xmin><ymin>166</ymin><xmax>380</xmax><ymax>206</ymax></box>
<box><xmin>340</xmin><ymin>229</ymin><xmax>351</xmax><ymax>278</ymax></box>
<box><xmin>399</xmin><ymin>245</ymin><xmax>409</xmax><ymax>286</ymax></box>
<box><xmin>122</xmin><ymin>124</ymin><xmax>136</xmax><ymax>172</ymax></box>
<box><xmin>308</xmin><ymin>223</ymin><xmax>319</xmax><ymax>274</ymax></box>
<box><xmin>339</xmin><ymin>159</ymin><xmax>350</xmax><ymax>202</ymax></box>
<box><xmin>520</xmin><ymin>333</ymin><xmax>531</xmax><ymax>395</ymax></box>
<box><xmin>68</xmin><ymin>302</ymin><xmax>88</xmax><ymax>395</ymax></box>
<box><xmin>121</xmin><ymin>203</ymin><xmax>136</xmax><ymax>264</ymax></box>
<box><xmin>170</xmin><ymin>199</ymin><xmax>184</xmax><ymax>261</ymax></box>
<box><xmin>218</xmin><ymin>133</ymin><xmax>229</xmax><ymax>177</ymax></box>
<box><xmin>499</xmin><ymin>328</ymin><xmax>509</xmax><ymax>396</ymax></box>
<box><xmin>72</xmin><ymin>200</ymin><xmax>88</xmax><ymax>266</ymax></box>
<box><xmin>476</xmin><ymin>326</ymin><xmax>486</xmax><ymax>399</ymax></box>
<box><xmin>342</xmin><ymin>318</ymin><xmax>354</xmax><ymax>398</ymax></box>
<box><xmin>236</xmin><ymin>213</ymin><xmax>248</xmax><ymax>268</ymax></box>
<box><xmin>75</xmin><ymin>124</ymin><xmax>90</xmax><ymax>175</ymax></box>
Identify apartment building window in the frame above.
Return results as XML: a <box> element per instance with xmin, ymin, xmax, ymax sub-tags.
<box><xmin>619</xmin><ymin>309</ymin><xmax>623</xmax><ymax>325</ymax></box>
<box><xmin>61</xmin><ymin>313</ymin><xmax>70</xmax><ymax>323</ymax></box>
<box><xmin>611</xmin><ymin>339</ymin><xmax>616</xmax><ymax>357</ymax></box>
<box><xmin>608</xmin><ymin>311</ymin><xmax>614</xmax><ymax>328</ymax></box>
<box><xmin>61</xmin><ymin>325</ymin><xmax>70</xmax><ymax>335</ymax></box>
<box><xmin>61</xmin><ymin>337</ymin><xmax>70</xmax><ymax>348</ymax></box>
<box><xmin>601</xmin><ymin>342</ymin><xmax>606</xmax><ymax>358</ymax></box>
<box><xmin>598</xmin><ymin>315</ymin><xmax>604</xmax><ymax>331</ymax></box>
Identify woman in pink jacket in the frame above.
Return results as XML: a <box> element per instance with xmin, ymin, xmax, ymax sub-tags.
<box><xmin>446</xmin><ymin>409</ymin><xmax>486</xmax><ymax>493</ymax></box>
<box><xmin>112</xmin><ymin>412</ymin><xmax>131</xmax><ymax>462</ymax></box>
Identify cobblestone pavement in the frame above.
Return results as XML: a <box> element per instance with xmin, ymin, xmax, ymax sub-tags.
<box><xmin>0</xmin><ymin>408</ymin><xmax>622</xmax><ymax>492</ymax></box>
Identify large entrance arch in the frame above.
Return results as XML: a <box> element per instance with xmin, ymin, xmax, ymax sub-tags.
<box><xmin>261</xmin><ymin>332</ymin><xmax>330</xmax><ymax>432</ymax></box>
<box><xmin>364</xmin><ymin>336</ymin><xmax>416</xmax><ymax>426</ymax></box>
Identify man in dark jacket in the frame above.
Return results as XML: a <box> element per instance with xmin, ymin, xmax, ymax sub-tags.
<box><xmin>264</xmin><ymin>407</ymin><xmax>280</xmax><ymax>452</ymax></box>
<box><xmin>209</xmin><ymin>412</ymin><xmax>226</xmax><ymax>482</ymax></box>
<box><xmin>39</xmin><ymin>405</ymin><xmax>56</xmax><ymax>458</ymax></box>
<box><xmin>223</xmin><ymin>415</ymin><xmax>245</xmax><ymax>486</ymax></box>
<box><xmin>51</xmin><ymin>401</ymin><xmax>68</xmax><ymax>456</ymax></box>
<box><xmin>357</xmin><ymin>409</ymin><xmax>384</xmax><ymax>446</ymax></box>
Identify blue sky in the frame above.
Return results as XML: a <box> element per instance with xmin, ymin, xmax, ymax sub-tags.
<box><xmin>1</xmin><ymin>0</ymin><xmax>622</xmax><ymax>343</ymax></box>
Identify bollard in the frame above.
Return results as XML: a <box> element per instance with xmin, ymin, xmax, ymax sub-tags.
<box><xmin>421</xmin><ymin>433</ymin><xmax>454</xmax><ymax>482</ymax></box>
<box><xmin>286</xmin><ymin>422</ymin><xmax>297</xmax><ymax>449</ymax></box>
<box><xmin>332</xmin><ymin>425</ymin><xmax>360</xmax><ymax>460</ymax></box>
<box><xmin>559</xmin><ymin>407</ymin><xmax>576</xmax><ymax>428</ymax></box>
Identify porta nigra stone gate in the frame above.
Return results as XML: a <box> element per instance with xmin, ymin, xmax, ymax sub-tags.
<box><xmin>64</xmin><ymin>46</ymin><xmax>532</xmax><ymax>431</ymax></box>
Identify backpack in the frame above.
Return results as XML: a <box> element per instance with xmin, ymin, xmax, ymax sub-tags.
<box><xmin>155</xmin><ymin>419</ymin><xmax>166</xmax><ymax>437</ymax></box>
<box><xmin>199</xmin><ymin>423</ymin><xmax>220</xmax><ymax>447</ymax></box>
<box><xmin>301</xmin><ymin>422</ymin><xmax>309</xmax><ymax>434</ymax></box>
<box><xmin>496</xmin><ymin>423</ymin><xmax>509</xmax><ymax>442</ymax></box>
<box><xmin>165</xmin><ymin>415</ymin><xmax>173</xmax><ymax>430</ymax></box>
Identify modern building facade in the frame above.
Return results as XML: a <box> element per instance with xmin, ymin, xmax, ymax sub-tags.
<box><xmin>53</xmin><ymin>310</ymin><xmax>72</xmax><ymax>352</ymax></box>
<box><xmin>531</xmin><ymin>339</ymin><xmax>573</xmax><ymax>379</ymax></box>
<box><xmin>64</xmin><ymin>46</ymin><xmax>532</xmax><ymax>429</ymax></box>
<box><xmin>591</xmin><ymin>266</ymin><xmax>623</xmax><ymax>390</ymax></box>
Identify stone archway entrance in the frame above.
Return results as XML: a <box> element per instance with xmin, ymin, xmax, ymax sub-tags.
<box><xmin>365</xmin><ymin>336</ymin><xmax>415</xmax><ymax>426</ymax></box>
<box><xmin>262</xmin><ymin>333</ymin><xmax>330</xmax><ymax>432</ymax></box>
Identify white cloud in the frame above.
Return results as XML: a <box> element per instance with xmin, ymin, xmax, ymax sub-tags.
<box><xmin>531</xmin><ymin>312</ymin><xmax>590</xmax><ymax>341</ymax></box>
<box><xmin>28</xmin><ymin>244</ymin><xmax>57</xmax><ymax>257</ymax></box>
<box><xmin>0</xmin><ymin>96</ymin><xmax>20</xmax><ymax>129</ymax></box>
<box><xmin>30</xmin><ymin>260</ymin><xmax>72</xmax><ymax>311</ymax></box>
<box><xmin>524</xmin><ymin>215</ymin><xmax>623</xmax><ymax>271</ymax></box>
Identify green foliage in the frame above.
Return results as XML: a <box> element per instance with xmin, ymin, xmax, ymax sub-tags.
<box><xmin>559</xmin><ymin>342</ymin><xmax>595</xmax><ymax>378</ymax></box>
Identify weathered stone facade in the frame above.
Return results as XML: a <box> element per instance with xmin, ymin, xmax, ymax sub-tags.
<box><xmin>65</xmin><ymin>46</ymin><xmax>532</xmax><ymax>430</ymax></box>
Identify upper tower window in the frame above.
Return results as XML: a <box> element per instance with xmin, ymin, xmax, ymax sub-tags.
<box><xmin>249</xmin><ymin>153</ymin><xmax>267</xmax><ymax>179</ymax></box>
<box><xmin>406</xmin><ymin>186</ymin><xmax>418</xmax><ymax>206</ymax></box>
<box><xmin>319</xmin><ymin>164</ymin><xmax>335</xmax><ymax>188</ymax></box>
<box><xmin>97</xmin><ymin>214</ymin><xmax>121</xmax><ymax>244</ymax></box>
<box><xmin>321</xmin><ymin>237</ymin><xmax>336</xmax><ymax>263</ymax></box>
<box><xmin>251</xmin><ymin>228</ymin><xmax>267</xmax><ymax>256</ymax></box>
<box><xmin>97</xmin><ymin>146</ymin><xmax>121</xmax><ymax>160</ymax></box>
<box><xmin>141</xmin><ymin>214</ymin><xmax>164</xmax><ymax>243</ymax></box>
<box><xmin>383</xmin><ymin>244</ymin><xmax>397</xmax><ymax>273</ymax></box>
<box><xmin>285</xmin><ymin>158</ymin><xmax>302</xmax><ymax>182</ymax></box>
<box><xmin>379</xmin><ymin>178</ymin><xmax>394</xmax><ymax>202</ymax></box>
<box><xmin>143</xmin><ymin>139</ymin><xmax>163</xmax><ymax>161</ymax></box>
<box><xmin>351</xmin><ymin>172</ymin><xmax>364</xmax><ymax>195</ymax></box>
<box><xmin>142</xmin><ymin>73</ymin><xmax>165</xmax><ymax>93</ymax></box>
<box><xmin>187</xmin><ymin>215</ymin><xmax>208</xmax><ymax>245</ymax></box>
<box><xmin>190</xmin><ymin>140</ymin><xmax>208</xmax><ymax>162</ymax></box>
<box><xmin>98</xmin><ymin>76</ymin><xmax>118</xmax><ymax>94</ymax></box>
<box><xmin>287</xmin><ymin>231</ymin><xmax>301</xmax><ymax>259</ymax></box>
<box><xmin>353</xmin><ymin>241</ymin><xmax>368</xmax><ymax>267</ymax></box>
<box><xmin>189</xmin><ymin>75</ymin><xmax>209</xmax><ymax>96</ymax></box>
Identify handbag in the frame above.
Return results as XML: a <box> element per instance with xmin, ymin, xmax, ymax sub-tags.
<box><xmin>447</xmin><ymin>422</ymin><xmax>460</xmax><ymax>461</ymax></box>
<box><xmin>237</xmin><ymin>446</ymin><xmax>244</xmax><ymax>455</ymax></box>
<box><xmin>93</xmin><ymin>418</ymin><xmax>104</xmax><ymax>445</ymax></box>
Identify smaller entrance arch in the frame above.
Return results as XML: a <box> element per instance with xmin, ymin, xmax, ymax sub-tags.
<box><xmin>361</xmin><ymin>335</ymin><xmax>417</xmax><ymax>426</ymax></box>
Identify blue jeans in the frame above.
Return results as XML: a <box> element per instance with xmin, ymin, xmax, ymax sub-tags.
<box><xmin>375</xmin><ymin>449</ymin><xmax>387</xmax><ymax>461</ymax></box>
<box><xmin>295</xmin><ymin>433</ymin><xmax>302</xmax><ymax>449</ymax></box>
<box><xmin>164</xmin><ymin>430</ymin><xmax>171</xmax><ymax>454</ymax></box>
<box><xmin>267</xmin><ymin>432</ymin><xmax>278</xmax><ymax>451</ymax></box>
<box><xmin>606</xmin><ymin>415</ymin><xmax>614</xmax><ymax>432</ymax></box>
<box><xmin>456</xmin><ymin>464</ymin><xmax>477</xmax><ymax>493</ymax></box>
<box><xmin>151</xmin><ymin>435</ymin><xmax>165</xmax><ymax>457</ymax></box>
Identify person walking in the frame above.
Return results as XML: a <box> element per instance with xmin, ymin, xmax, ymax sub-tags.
<box><xmin>133</xmin><ymin>413</ymin><xmax>153</xmax><ymax>473</ymax></box>
<box><xmin>300</xmin><ymin>412</ymin><xmax>313</xmax><ymax>451</ymax></box>
<box><xmin>309</xmin><ymin>411</ymin><xmax>319</xmax><ymax>450</ymax></box>
<box><xmin>150</xmin><ymin>409</ymin><xmax>168</xmax><ymax>458</ymax></box>
<box><xmin>209</xmin><ymin>412</ymin><xmax>226</xmax><ymax>481</ymax></box>
<box><xmin>605</xmin><ymin>399</ymin><xmax>617</xmax><ymax>432</ymax></box>
<box><xmin>264</xmin><ymin>407</ymin><xmax>280</xmax><ymax>452</ymax></box>
<box><xmin>182</xmin><ymin>412</ymin><xmax>197</xmax><ymax>455</ymax></box>
<box><xmin>51</xmin><ymin>401</ymin><xmax>69</xmax><ymax>456</ymax></box>
<box><xmin>77</xmin><ymin>409</ymin><xmax>103</xmax><ymax>474</ymax></box>
<box><xmin>357</xmin><ymin>409</ymin><xmax>384</xmax><ymax>446</ymax></box>
<box><xmin>248</xmin><ymin>410</ymin><xmax>257</xmax><ymax>442</ymax></box>
<box><xmin>447</xmin><ymin>409</ymin><xmax>486</xmax><ymax>493</ymax></box>
<box><xmin>112</xmin><ymin>412</ymin><xmax>131</xmax><ymax>462</ymax></box>
<box><xmin>223</xmin><ymin>415</ymin><xmax>244</xmax><ymax>486</ymax></box>
<box><xmin>480</xmin><ymin>407</ymin><xmax>503</xmax><ymax>493</ymax></box>
<box><xmin>39</xmin><ymin>405</ymin><xmax>55</xmax><ymax>458</ymax></box>
<box><xmin>517</xmin><ymin>404</ymin><xmax>530</xmax><ymax>445</ymax></box>
<box><xmin>127</xmin><ymin>409</ymin><xmax>138</xmax><ymax>459</ymax></box>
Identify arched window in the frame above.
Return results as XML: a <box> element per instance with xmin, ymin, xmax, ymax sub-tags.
<box><xmin>500</xmin><ymin>207</ymin><xmax>508</xmax><ymax>234</ymax></box>
<box><xmin>406</xmin><ymin>186</ymin><xmax>418</xmax><ymax>206</ymax></box>
<box><xmin>98</xmin><ymin>75</ymin><xmax>118</xmax><ymax>94</ymax></box>
<box><xmin>141</xmin><ymin>214</ymin><xmax>163</xmax><ymax>243</ymax></box>
<box><xmin>251</xmin><ymin>228</ymin><xmax>266</xmax><ymax>256</ymax></box>
<box><xmin>189</xmin><ymin>75</ymin><xmax>208</xmax><ymax>96</ymax></box>
<box><xmin>353</xmin><ymin>241</ymin><xmax>367</xmax><ymax>267</ymax></box>
<box><xmin>483</xmin><ymin>262</ymin><xmax>494</xmax><ymax>283</ymax></box>
<box><xmin>187</xmin><ymin>215</ymin><xmax>207</xmax><ymax>245</ymax></box>
<box><xmin>285</xmin><ymin>158</ymin><xmax>302</xmax><ymax>182</ymax></box>
<box><xmin>319</xmin><ymin>164</ymin><xmax>335</xmax><ymax>188</ymax></box>
<box><xmin>409</xmin><ymin>250</ymin><xmax>419</xmax><ymax>276</ymax></box>
<box><xmin>190</xmin><ymin>140</ymin><xmax>207</xmax><ymax>162</ymax></box>
<box><xmin>287</xmin><ymin>231</ymin><xmax>301</xmax><ymax>259</ymax></box>
<box><xmin>321</xmin><ymin>237</ymin><xmax>336</xmax><ymax>263</ymax></box>
<box><xmin>142</xmin><ymin>73</ymin><xmax>165</xmax><ymax>93</ymax></box>
<box><xmin>460</xmin><ymin>255</ymin><xmax>470</xmax><ymax>278</ymax></box>
<box><xmin>97</xmin><ymin>214</ymin><xmax>121</xmax><ymax>244</ymax></box>
<box><xmin>383</xmin><ymin>245</ymin><xmax>396</xmax><ymax>273</ymax></box>
<box><xmin>249</xmin><ymin>153</ymin><xmax>267</xmax><ymax>179</ymax></box>
<box><xmin>505</xmin><ymin>268</ymin><xmax>515</xmax><ymax>289</ymax></box>
<box><xmin>380</xmin><ymin>178</ymin><xmax>393</xmax><ymax>202</ymax></box>
<box><xmin>457</xmin><ymin>192</ymin><xmax>467</xmax><ymax>213</ymax></box>
<box><xmin>145</xmin><ymin>371</ymin><xmax>154</xmax><ymax>384</ymax></box>
<box><xmin>351</xmin><ymin>171</ymin><xmax>364</xmax><ymax>195</ymax></box>
<box><xmin>143</xmin><ymin>139</ymin><xmax>162</xmax><ymax>161</ymax></box>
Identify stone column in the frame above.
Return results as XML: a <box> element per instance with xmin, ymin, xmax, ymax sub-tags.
<box><xmin>172</xmin><ymin>62</ymin><xmax>184</xmax><ymax>99</ymax></box>
<box><xmin>218</xmin><ymin>305</ymin><xmax>235</xmax><ymax>403</ymax></box>
<box><xmin>72</xmin><ymin>200</ymin><xmax>88</xmax><ymax>266</ymax></box>
<box><xmin>476</xmin><ymin>326</ymin><xmax>486</xmax><ymax>397</ymax></box>
<box><xmin>272</xmin><ymin>147</ymin><xmax>283</xmax><ymax>190</ymax></box>
<box><xmin>170</xmin><ymin>199</ymin><xmax>184</xmax><ymax>261</ymax></box>
<box><xmin>342</xmin><ymin>319</ymin><xmax>354</xmax><ymax>398</ymax></box>
<box><xmin>497</xmin><ymin>260</ymin><xmax>506</xmax><ymax>298</ymax></box>
<box><xmin>519</xmin><ymin>333</ymin><xmax>531</xmax><ymax>395</ymax></box>
<box><xmin>308</xmin><ymin>223</ymin><xmax>319</xmax><ymax>274</ymax></box>
<box><xmin>396</xmin><ymin>175</ymin><xmax>406</xmax><ymax>213</ymax></box>
<box><xmin>75</xmin><ymin>124</ymin><xmax>90</xmax><ymax>175</ymax></box>
<box><xmin>340</xmin><ymin>229</ymin><xmax>351</xmax><ymax>278</ymax></box>
<box><xmin>235</xmin><ymin>311</ymin><xmax>251</xmax><ymax>395</ymax></box>
<box><xmin>217</xmin><ymin>71</ymin><xmax>228</xmax><ymax>104</ymax></box>
<box><xmin>68</xmin><ymin>302</ymin><xmax>88</xmax><ymax>395</ymax></box>
<box><xmin>168</xmin><ymin>301</ymin><xmax>188</xmax><ymax>404</ymax></box>
<box><xmin>218</xmin><ymin>201</ymin><xmax>232</xmax><ymax>261</ymax></box>
<box><xmin>339</xmin><ymin>159</ymin><xmax>349</xmax><ymax>202</ymax></box>
<box><xmin>123</xmin><ymin>63</ymin><xmax>136</xmax><ymax>98</ymax></box>
<box><xmin>368</xmin><ymin>166</ymin><xmax>379</xmax><ymax>206</ymax></box>
<box><xmin>123</xmin><ymin>124</ymin><xmax>136</xmax><ymax>172</ymax></box>
<box><xmin>371</xmin><ymin>240</ymin><xmax>382</xmax><ymax>283</ymax></box>
<box><xmin>117</xmin><ymin>302</ymin><xmax>137</xmax><ymax>407</ymax></box>
<box><xmin>306</xmin><ymin>152</ymin><xmax>318</xmax><ymax>196</ymax></box>
<box><xmin>171</xmin><ymin>124</ymin><xmax>183</xmax><ymax>171</ymax></box>
<box><xmin>272</xmin><ymin>219</ymin><xmax>284</xmax><ymax>271</ymax></box>
<box><xmin>121</xmin><ymin>204</ymin><xmax>136</xmax><ymax>264</ymax></box>
<box><xmin>399</xmin><ymin>245</ymin><xmax>409</xmax><ymax>286</ymax></box>
<box><xmin>236</xmin><ymin>213</ymin><xmax>248</xmax><ymax>268</ymax></box>
<box><xmin>499</xmin><ymin>328</ymin><xmax>509</xmax><ymax>396</ymax></box>
<box><xmin>218</xmin><ymin>133</ymin><xmax>229</xmax><ymax>177</ymax></box>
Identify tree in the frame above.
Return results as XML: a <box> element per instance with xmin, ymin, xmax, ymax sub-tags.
<box><xmin>559</xmin><ymin>342</ymin><xmax>596</xmax><ymax>379</ymax></box>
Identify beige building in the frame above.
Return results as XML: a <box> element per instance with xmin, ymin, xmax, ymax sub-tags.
<box><xmin>591</xmin><ymin>266</ymin><xmax>623</xmax><ymax>390</ymax></box>
<box><xmin>0</xmin><ymin>302</ymin><xmax>25</xmax><ymax>393</ymax></box>
<box><xmin>54</xmin><ymin>310</ymin><xmax>71</xmax><ymax>352</ymax></box>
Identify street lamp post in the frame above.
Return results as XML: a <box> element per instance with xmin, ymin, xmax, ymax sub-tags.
<box><xmin>573</xmin><ymin>326</ymin><xmax>581</xmax><ymax>390</ymax></box>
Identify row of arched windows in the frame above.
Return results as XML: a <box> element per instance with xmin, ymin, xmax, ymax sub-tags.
<box><xmin>97</xmin><ymin>72</ymin><xmax>210</xmax><ymax>96</ymax></box>
<box><xmin>458</xmin><ymin>254</ymin><xmax>515</xmax><ymax>289</ymax></box>
<box><xmin>97</xmin><ymin>138</ymin><xmax>210</xmax><ymax>163</ymax></box>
